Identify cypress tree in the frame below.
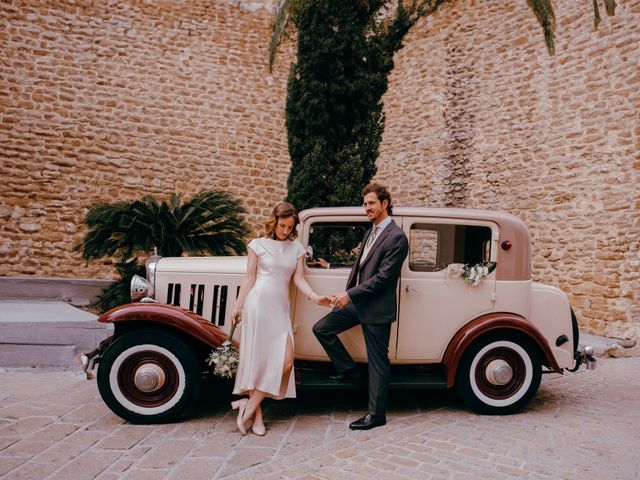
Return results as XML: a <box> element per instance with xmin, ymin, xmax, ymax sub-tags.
<box><xmin>285</xmin><ymin>0</ymin><xmax>416</xmax><ymax>210</ymax></box>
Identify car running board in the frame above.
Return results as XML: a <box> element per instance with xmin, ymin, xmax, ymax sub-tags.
<box><xmin>296</xmin><ymin>367</ymin><xmax>448</xmax><ymax>390</ymax></box>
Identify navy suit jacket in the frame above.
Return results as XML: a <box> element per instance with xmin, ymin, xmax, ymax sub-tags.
<box><xmin>345</xmin><ymin>220</ymin><xmax>409</xmax><ymax>324</ymax></box>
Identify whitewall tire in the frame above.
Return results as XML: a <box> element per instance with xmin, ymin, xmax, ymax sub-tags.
<box><xmin>97</xmin><ymin>330</ymin><xmax>201</xmax><ymax>424</ymax></box>
<box><xmin>455</xmin><ymin>333</ymin><xmax>541</xmax><ymax>414</ymax></box>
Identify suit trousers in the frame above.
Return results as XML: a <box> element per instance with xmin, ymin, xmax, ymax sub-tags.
<box><xmin>313</xmin><ymin>304</ymin><xmax>392</xmax><ymax>417</ymax></box>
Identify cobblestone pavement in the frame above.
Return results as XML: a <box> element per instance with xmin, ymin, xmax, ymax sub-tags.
<box><xmin>1</xmin><ymin>357</ymin><xmax>639</xmax><ymax>480</ymax></box>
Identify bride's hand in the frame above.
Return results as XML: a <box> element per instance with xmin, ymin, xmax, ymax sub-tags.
<box><xmin>316</xmin><ymin>295</ymin><xmax>333</xmax><ymax>307</ymax></box>
<box><xmin>232</xmin><ymin>308</ymin><xmax>243</xmax><ymax>324</ymax></box>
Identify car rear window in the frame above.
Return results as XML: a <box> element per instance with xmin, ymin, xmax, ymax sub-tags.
<box><xmin>409</xmin><ymin>223</ymin><xmax>492</xmax><ymax>272</ymax></box>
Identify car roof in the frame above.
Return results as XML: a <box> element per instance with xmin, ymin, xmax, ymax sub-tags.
<box><xmin>301</xmin><ymin>206</ymin><xmax>522</xmax><ymax>224</ymax></box>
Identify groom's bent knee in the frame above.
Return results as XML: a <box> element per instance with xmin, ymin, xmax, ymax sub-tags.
<box><xmin>313</xmin><ymin>314</ymin><xmax>336</xmax><ymax>339</ymax></box>
<box><xmin>312</xmin><ymin>320</ymin><xmax>325</xmax><ymax>339</ymax></box>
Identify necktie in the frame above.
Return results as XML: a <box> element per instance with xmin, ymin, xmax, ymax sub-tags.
<box><xmin>360</xmin><ymin>227</ymin><xmax>378</xmax><ymax>265</ymax></box>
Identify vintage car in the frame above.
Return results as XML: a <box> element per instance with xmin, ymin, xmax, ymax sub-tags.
<box><xmin>81</xmin><ymin>207</ymin><xmax>595</xmax><ymax>423</ymax></box>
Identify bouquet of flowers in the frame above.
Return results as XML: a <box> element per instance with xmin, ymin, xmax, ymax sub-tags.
<box><xmin>447</xmin><ymin>262</ymin><xmax>497</xmax><ymax>286</ymax></box>
<box><xmin>207</xmin><ymin>314</ymin><xmax>240</xmax><ymax>379</ymax></box>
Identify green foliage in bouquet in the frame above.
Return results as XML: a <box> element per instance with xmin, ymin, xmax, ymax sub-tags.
<box><xmin>208</xmin><ymin>315</ymin><xmax>240</xmax><ymax>379</ymax></box>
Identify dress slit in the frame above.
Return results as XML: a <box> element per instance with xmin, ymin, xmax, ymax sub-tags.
<box><xmin>278</xmin><ymin>332</ymin><xmax>295</xmax><ymax>398</ymax></box>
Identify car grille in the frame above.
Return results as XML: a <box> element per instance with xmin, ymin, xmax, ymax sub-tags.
<box><xmin>165</xmin><ymin>282</ymin><xmax>238</xmax><ymax>326</ymax></box>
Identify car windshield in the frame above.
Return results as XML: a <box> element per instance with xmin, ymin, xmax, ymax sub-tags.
<box><xmin>306</xmin><ymin>221</ymin><xmax>369</xmax><ymax>269</ymax></box>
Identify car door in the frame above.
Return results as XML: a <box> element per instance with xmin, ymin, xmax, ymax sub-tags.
<box><xmin>396</xmin><ymin>218</ymin><xmax>498</xmax><ymax>362</ymax></box>
<box><xmin>291</xmin><ymin>214</ymin><xmax>400</xmax><ymax>361</ymax></box>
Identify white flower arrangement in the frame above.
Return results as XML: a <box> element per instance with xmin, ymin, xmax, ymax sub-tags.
<box><xmin>446</xmin><ymin>262</ymin><xmax>496</xmax><ymax>286</ymax></box>
<box><xmin>207</xmin><ymin>314</ymin><xmax>240</xmax><ymax>379</ymax></box>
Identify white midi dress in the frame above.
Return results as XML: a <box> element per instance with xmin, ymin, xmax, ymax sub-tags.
<box><xmin>232</xmin><ymin>237</ymin><xmax>306</xmax><ymax>400</ymax></box>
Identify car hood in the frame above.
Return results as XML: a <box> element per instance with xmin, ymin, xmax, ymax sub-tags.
<box><xmin>156</xmin><ymin>256</ymin><xmax>248</xmax><ymax>275</ymax></box>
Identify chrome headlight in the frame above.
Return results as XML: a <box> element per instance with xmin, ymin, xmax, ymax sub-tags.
<box><xmin>131</xmin><ymin>275</ymin><xmax>153</xmax><ymax>302</ymax></box>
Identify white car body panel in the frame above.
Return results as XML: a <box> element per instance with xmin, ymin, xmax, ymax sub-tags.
<box><xmin>153</xmin><ymin>209</ymin><xmax>575</xmax><ymax>370</ymax></box>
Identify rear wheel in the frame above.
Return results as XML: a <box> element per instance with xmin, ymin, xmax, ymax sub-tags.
<box><xmin>97</xmin><ymin>330</ymin><xmax>201</xmax><ymax>423</ymax></box>
<box><xmin>455</xmin><ymin>333</ymin><xmax>541</xmax><ymax>414</ymax></box>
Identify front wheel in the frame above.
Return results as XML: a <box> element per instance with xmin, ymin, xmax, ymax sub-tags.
<box><xmin>97</xmin><ymin>330</ymin><xmax>201</xmax><ymax>424</ymax></box>
<box><xmin>455</xmin><ymin>334</ymin><xmax>541</xmax><ymax>414</ymax></box>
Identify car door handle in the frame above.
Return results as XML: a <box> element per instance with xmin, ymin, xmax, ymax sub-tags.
<box><xmin>404</xmin><ymin>285</ymin><xmax>419</xmax><ymax>293</ymax></box>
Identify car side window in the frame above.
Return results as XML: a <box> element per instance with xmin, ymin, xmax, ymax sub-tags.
<box><xmin>409</xmin><ymin>223</ymin><xmax>492</xmax><ymax>272</ymax></box>
<box><xmin>306</xmin><ymin>221</ymin><xmax>369</xmax><ymax>269</ymax></box>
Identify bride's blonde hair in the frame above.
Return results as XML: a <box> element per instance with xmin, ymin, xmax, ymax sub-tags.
<box><xmin>264</xmin><ymin>202</ymin><xmax>299</xmax><ymax>240</ymax></box>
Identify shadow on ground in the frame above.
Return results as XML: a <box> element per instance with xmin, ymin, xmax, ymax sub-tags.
<box><xmin>191</xmin><ymin>376</ymin><xmax>462</xmax><ymax>421</ymax></box>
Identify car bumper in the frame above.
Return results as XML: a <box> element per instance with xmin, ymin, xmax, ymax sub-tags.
<box><xmin>572</xmin><ymin>345</ymin><xmax>597</xmax><ymax>371</ymax></box>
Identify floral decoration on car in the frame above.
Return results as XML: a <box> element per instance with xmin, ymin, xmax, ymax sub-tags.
<box><xmin>447</xmin><ymin>262</ymin><xmax>497</xmax><ymax>286</ymax></box>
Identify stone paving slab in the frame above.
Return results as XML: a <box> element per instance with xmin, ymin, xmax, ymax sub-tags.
<box><xmin>1</xmin><ymin>358</ymin><xmax>639</xmax><ymax>479</ymax></box>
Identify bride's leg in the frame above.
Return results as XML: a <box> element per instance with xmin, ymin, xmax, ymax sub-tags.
<box><xmin>244</xmin><ymin>335</ymin><xmax>294</xmax><ymax>431</ymax></box>
<box><xmin>253</xmin><ymin>403</ymin><xmax>263</xmax><ymax>424</ymax></box>
<box><xmin>243</xmin><ymin>389</ymin><xmax>266</xmax><ymax>424</ymax></box>
<box><xmin>252</xmin><ymin>403</ymin><xmax>265</xmax><ymax>435</ymax></box>
<box><xmin>280</xmin><ymin>334</ymin><xmax>294</xmax><ymax>390</ymax></box>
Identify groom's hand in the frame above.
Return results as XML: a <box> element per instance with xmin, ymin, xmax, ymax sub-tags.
<box><xmin>316</xmin><ymin>295</ymin><xmax>333</xmax><ymax>306</ymax></box>
<box><xmin>331</xmin><ymin>292</ymin><xmax>350</xmax><ymax>308</ymax></box>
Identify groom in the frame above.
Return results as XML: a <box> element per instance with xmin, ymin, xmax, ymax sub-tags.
<box><xmin>313</xmin><ymin>182</ymin><xmax>408</xmax><ymax>430</ymax></box>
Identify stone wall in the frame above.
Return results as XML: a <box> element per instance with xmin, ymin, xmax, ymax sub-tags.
<box><xmin>0</xmin><ymin>0</ymin><xmax>293</xmax><ymax>279</ymax></box>
<box><xmin>376</xmin><ymin>0</ymin><xmax>639</xmax><ymax>338</ymax></box>
<box><xmin>1</xmin><ymin>1</ymin><xmax>638</xmax><ymax>338</ymax></box>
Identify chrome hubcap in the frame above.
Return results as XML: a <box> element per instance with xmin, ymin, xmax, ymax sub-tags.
<box><xmin>134</xmin><ymin>364</ymin><xmax>166</xmax><ymax>392</ymax></box>
<box><xmin>486</xmin><ymin>359</ymin><xmax>513</xmax><ymax>385</ymax></box>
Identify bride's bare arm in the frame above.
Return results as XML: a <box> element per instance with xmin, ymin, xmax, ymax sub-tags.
<box><xmin>232</xmin><ymin>248</ymin><xmax>258</xmax><ymax>322</ymax></box>
<box><xmin>293</xmin><ymin>257</ymin><xmax>332</xmax><ymax>306</ymax></box>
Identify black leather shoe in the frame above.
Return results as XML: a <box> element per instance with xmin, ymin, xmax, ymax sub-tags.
<box><xmin>349</xmin><ymin>413</ymin><xmax>386</xmax><ymax>430</ymax></box>
<box><xmin>329</xmin><ymin>369</ymin><xmax>363</xmax><ymax>384</ymax></box>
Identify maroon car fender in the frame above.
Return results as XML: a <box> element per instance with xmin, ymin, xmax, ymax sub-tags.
<box><xmin>442</xmin><ymin>312</ymin><xmax>561</xmax><ymax>388</ymax></box>
<box><xmin>98</xmin><ymin>303</ymin><xmax>231</xmax><ymax>348</ymax></box>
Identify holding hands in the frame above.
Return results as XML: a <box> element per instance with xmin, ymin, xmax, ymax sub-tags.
<box><xmin>309</xmin><ymin>292</ymin><xmax>350</xmax><ymax>308</ymax></box>
<box><xmin>329</xmin><ymin>292</ymin><xmax>350</xmax><ymax>308</ymax></box>
<box><xmin>308</xmin><ymin>292</ymin><xmax>332</xmax><ymax>307</ymax></box>
<box><xmin>315</xmin><ymin>295</ymin><xmax>333</xmax><ymax>307</ymax></box>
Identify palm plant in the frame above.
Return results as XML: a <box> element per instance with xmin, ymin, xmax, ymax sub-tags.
<box><xmin>77</xmin><ymin>190</ymin><xmax>250</xmax><ymax>261</ymax></box>
<box><xmin>77</xmin><ymin>190</ymin><xmax>250</xmax><ymax>313</ymax></box>
<box><xmin>270</xmin><ymin>0</ymin><xmax>618</xmax><ymax>67</ymax></box>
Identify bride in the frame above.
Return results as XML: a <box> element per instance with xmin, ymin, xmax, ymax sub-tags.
<box><xmin>231</xmin><ymin>202</ymin><xmax>331</xmax><ymax>435</ymax></box>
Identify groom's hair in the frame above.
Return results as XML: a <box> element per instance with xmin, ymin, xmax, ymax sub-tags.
<box><xmin>362</xmin><ymin>182</ymin><xmax>393</xmax><ymax>215</ymax></box>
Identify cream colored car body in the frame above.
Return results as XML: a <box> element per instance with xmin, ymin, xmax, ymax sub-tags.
<box><xmin>87</xmin><ymin>206</ymin><xmax>593</xmax><ymax>423</ymax></box>
<box><xmin>153</xmin><ymin>207</ymin><xmax>575</xmax><ymax>370</ymax></box>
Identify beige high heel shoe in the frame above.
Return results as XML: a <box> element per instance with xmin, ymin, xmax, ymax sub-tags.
<box><xmin>251</xmin><ymin>418</ymin><xmax>266</xmax><ymax>436</ymax></box>
<box><xmin>250</xmin><ymin>405</ymin><xmax>266</xmax><ymax>435</ymax></box>
<box><xmin>251</xmin><ymin>425</ymin><xmax>267</xmax><ymax>437</ymax></box>
<box><xmin>231</xmin><ymin>399</ymin><xmax>251</xmax><ymax>435</ymax></box>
